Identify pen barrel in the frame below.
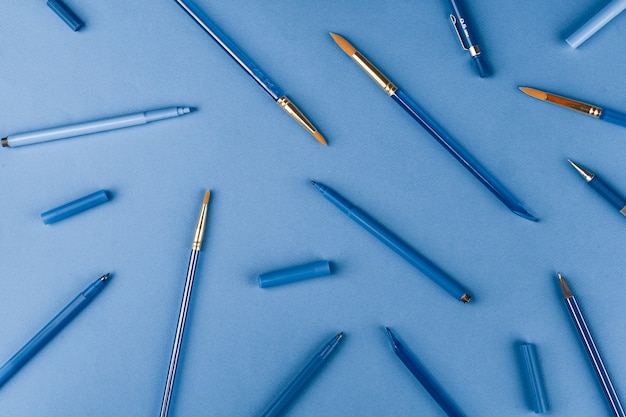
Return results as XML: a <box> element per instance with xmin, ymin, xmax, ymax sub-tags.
<box><xmin>394</xmin><ymin>345</ymin><xmax>465</xmax><ymax>417</ymax></box>
<box><xmin>449</xmin><ymin>0</ymin><xmax>480</xmax><ymax>51</ymax></box>
<box><xmin>348</xmin><ymin>206</ymin><xmax>467</xmax><ymax>300</ymax></box>
<box><xmin>160</xmin><ymin>249</ymin><xmax>200</xmax><ymax>417</ymax></box>
<box><xmin>258</xmin><ymin>334</ymin><xmax>341</xmax><ymax>417</ymax></box>
<box><xmin>564</xmin><ymin>297</ymin><xmax>625</xmax><ymax>417</ymax></box>
<box><xmin>391</xmin><ymin>90</ymin><xmax>526</xmax><ymax>217</ymax></box>
<box><xmin>0</xmin><ymin>290</ymin><xmax>95</xmax><ymax>387</ymax></box>
<box><xmin>588</xmin><ymin>176</ymin><xmax>626</xmax><ymax>212</ymax></box>
<box><xmin>600</xmin><ymin>108</ymin><xmax>626</xmax><ymax>128</ymax></box>
<box><xmin>566</xmin><ymin>0</ymin><xmax>626</xmax><ymax>48</ymax></box>
<box><xmin>174</xmin><ymin>0</ymin><xmax>283</xmax><ymax>100</ymax></box>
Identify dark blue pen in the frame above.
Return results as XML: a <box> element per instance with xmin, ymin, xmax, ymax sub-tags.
<box><xmin>312</xmin><ymin>181</ymin><xmax>471</xmax><ymax>302</ymax></box>
<box><xmin>448</xmin><ymin>0</ymin><xmax>490</xmax><ymax>77</ymax></box>
<box><xmin>0</xmin><ymin>274</ymin><xmax>110</xmax><ymax>388</ymax></box>
<box><xmin>385</xmin><ymin>328</ymin><xmax>467</xmax><ymax>417</ymax></box>
<box><xmin>568</xmin><ymin>160</ymin><xmax>626</xmax><ymax>216</ymax></box>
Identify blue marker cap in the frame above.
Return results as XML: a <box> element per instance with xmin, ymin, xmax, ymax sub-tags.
<box><xmin>47</xmin><ymin>0</ymin><xmax>84</xmax><ymax>32</ymax></box>
<box><xmin>258</xmin><ymin>260</ymin><xmax>332</xmax><ymax>288</ymax></box>
<box><xmin>41</xmin><ymin>190</ymin><xmax>110</xmax><ymax>225</ymax></box>
<box><xmin>519</xmin><ymin>343</ymin><xmax>548</xmax><ymax>414</ymax></box>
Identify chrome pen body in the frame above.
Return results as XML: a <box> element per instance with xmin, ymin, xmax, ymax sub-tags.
<box><xmin>568</xmin><ymin>160</ymin><xmax>626</xmax><ymax>216</ymax></box>
<box><xmin>385</xmin><ymin>328</ymin><xmax>466</xmax><ymax>417</ymax></box>
<box><xmin>330</xmin><ymin>33</ymin><xmax>535</xmax><ymax>221</ymax></box>
<box><xmin>519</xmin><ymin>87</ymin><xmax>626</xmax><ymax>128</ymax></box>
<box><xmin>159</xmin><ymin>191</ymin><xmax>210</xmax><ymax>417</ymax></box>
<box><xmin>312</xmin><ymin>181</ymin><xmax>470</xmax><ymax>302</ymax></box>
<box><xmin>0</xmin><ymin>274</ymin><xmax>110</xmax><ymax>387</ymax></box>
<box><xmin>448</xmin><ymin>0</ymin><xmax>490</xmax><ymax>77</ymax></box>
<box><xmin>173</xmin><ymin>0</ymin><xmax>326</xmax><ymax>145</ymax></box>
<box><xmin>2</xmin><ymin>107</ymin><xmax>191</xmax><ymax>148</ymax></box>
<box><xmin>558</xmin><ymin>274</ymin><xmax>625</xmax><ymax>417</ymax></box>
<box><xmin>258</xmin><ymin>333</ymin><xmax>343</xmax><ymax>417</ymax></box>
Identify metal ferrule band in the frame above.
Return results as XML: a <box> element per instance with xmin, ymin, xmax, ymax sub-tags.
<box><xmin>547</xmin><ymin>94</ymin><xmax>602</xmax><ymax>118</ymax></box>
<box><xmin>1</xmin><ymin>137</ymin><xmax>8</xmax><ymax>147</ymax></box>
<box><xmin>192</xmin><ymin>204</ymin><xmax>208</xmax><ymax>251</ymax></box>
<box><xmin>620</xmin><ymin>204</ymin><xmax>626</xmax><ymax>217</ymax></box>
<box><xmin>352</xmin><ymin>51</ymin><xmax>397</xmax><ymax>96</ymax></box>
<box><xmin>469</xmin><ymin>45</ymin><xmax>481</xmax><ymax>57</ymax></box>
<box><xmin>277</xmin><ymin>96</ymin><xmax>317</xmax><ymax>135</ymax></box>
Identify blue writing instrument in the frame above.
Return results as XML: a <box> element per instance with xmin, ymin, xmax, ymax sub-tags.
<box><xmin>568</xmin><ymin>160</ymin><xmax>626</xmax><ymax>216</ymax></box>
<box><xmin>0</xmin><ymin>274</ymin><xmax>110</xmax><ymax>388</ymax></box>
<box><xmin>2</xmin><ymin>107</ymin><xmax>191</xmax><ymax>148</ymax></box>
<box><xmin>311</xmin><ymin>181</ymin><xmax>471</xmax><ymax>302</ymax></box>
<box><xmin>448</xmin><ymin>0</ymin><xmax>491</xmax><ymax>77</ymax></box>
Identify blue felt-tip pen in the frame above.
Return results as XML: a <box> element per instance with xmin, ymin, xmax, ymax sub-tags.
<box><xmin>311</xmin><ymin>181</ymin><xmax>471</xmax><ymax>302</ymax></box>
<box><xmin>448</xmin><ymin>0</ymin><xmax>491</xmax><ymax>77</ymax></box>
<box><xmin>0</xmin><ymin>274</ymin><xmax>110</xmax><ymax>388</ymax></box>
<box><xmin>568</xmin><ymin>160</ymin><xmax>626</xmax><ymax>216</ymax></box>
<box><xmin>2</xmin><ymin>107</ymin><xmax>191</xmax><ymax>148</ymax></box>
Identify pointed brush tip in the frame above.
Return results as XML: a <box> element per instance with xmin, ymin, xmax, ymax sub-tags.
<box><xmin>330</xmin><ymin>32</ymin><xmax>356</xmax><ymax>55</ymax></box>
<box><xmin>519</xmin><ymin>87</ymin><xmax>548</xmax><ymax>100</ymax></box>
<box><xmin>313</xmin><ymin>130</ymin><xmax>327</xmax><ymax>146</ymax></box>
<box><xmin>203</xmin><ymin>190</ymin><xmax>211</xmax><ymax>204</ymax></box>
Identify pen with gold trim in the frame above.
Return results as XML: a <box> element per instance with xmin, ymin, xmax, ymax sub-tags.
<box><xmin>330</xmin><ymin>33</ymin><xmax>536</xmax><ymax>221</ymax></box>
<box><xmin>174</xmin><ymin>0</ymin><xmax>326</xmax><ymax>145</ymax></box>
<box><xmin>159</xmin><ymin>191</ymin><xmax>211</xmax><ymax>417</ymax></box>
<box><xmin>520</xmin><ymin>87</ymin><xmax>626</xmax><ymax>128</ymax></box>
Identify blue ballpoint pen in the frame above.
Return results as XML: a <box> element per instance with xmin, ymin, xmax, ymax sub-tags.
<box><xmin>0</xmin><ymin>274</ymin><xmax>110</xmax><ymax>388</ymax></box>
<box><xmin>520</xmin><ymin>87</ymin><xmax>626</xmax><ymax>129</ymax></box>
<box><xmin>312</xmin><ymin>181</ymin><xmax>471</xmax><ymax>302</ymax></box>
<box><xmin>385</xmin><ymin>328</ymin><xmax>467</xmax><ymax>417</ymax></box>
<box><xmin>173</xmin><ymin>0</ymin><xmax>327</xmax><ymax>145</ymax></box>
<box><xmin>557</xmin><ymin>274</ymin><xmax>625</xmax><ymax>417</ymax></box>
<box><xmin>448</xmin><ymin>0</ymin><xmax>491</xmax><ymax>77</ymax></box>
<box><xmin>330</xmin><ymin>33</ymin><xmax>536</xmax><ymax>222</ymax></box>
<box><xmin>1</xmin><ymin>107</ymin><xmax>191</xmax><ymax>148</ymax></box>
<box><xmin>258</xmin><ymin>332</ymin><xmax>344</xmax><ymax>417</ymax></box>
<box><xmin>568</xmin><ymin>160</ymin><xmax>626</xmax><ymax>216</ymax></box>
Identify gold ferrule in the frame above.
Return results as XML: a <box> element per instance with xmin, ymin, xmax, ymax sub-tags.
<box><xmin>547</xmin><ymin>94</ymin><xmax>602</xmax><ymax>118</ymax></box>
<box><xmin>351</xmin><ymin>51</ymin><xmax>397</xmax><ymax>96</ymax></box>
<box><xmin>558</xmin><ymin>274</ymin><xmax>573</xmax><ymax>299</ymax></box>
<box><xmin>192</xmin><ymin>203</ymin><xmax>208</xmax><ymax>251</ymax></box>
<box><xmin>277</xmin><ymin>96</ymin><xmax>318</xmax><ymax>135</ymax></box>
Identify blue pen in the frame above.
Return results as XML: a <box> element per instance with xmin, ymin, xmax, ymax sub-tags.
<box><xmin>385</xmin><ymin>328</ymin><xmax>467</xmax><ymax>417</ymax></box>
<box><xmin>0</xmin><ymin>274</ymin><xmax>110</xmax><ymax>388</ymax></box>
<box><xmin>568</xmin><ymin>160</ymin><xmax>626</xmax><ymax>216</ymax></box>
<box><xmin>448</xmin><ymin>0</ymin><xmax>491</xmax><ymax>77</ymax></box>
<box><xmin>520</xmin><ymin>87</ymin><xmax>626</xmax><ymax>129</ymax></box>
<box><xmin>258</xmin><ymin>332</ymin><xmax>344</xmax><ymax>417</ymax></box>
<box><xmin>330</xmin><ymin>33</ymin><xmax>536</xmax><ymax>222</ymax></box>
<box><xmin>312</xmin><ymin>181</ymin><xmax>471</xmax><ymax>302</ymax></box>
<box><xmin>173</xmin><ymin>0</ymin><xmax>326</xmax><ymax>145</ymax></box>
<box><xmin>2</xmin><ymin>107</ymin><xmax>191</xmax><ymax>148</ymax></box>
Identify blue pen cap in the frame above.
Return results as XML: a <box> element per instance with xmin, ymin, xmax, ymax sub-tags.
<box><xmin>519</xmin><ymin>343</ymin><xmax>548</xmax><ymax>414</ymax></box>
<box><xmin>258</xmin><ymin>260</ymin><xmax>332</xmax><ymax>288</ymax></box>
<box><xmin>41</xmin><ymin>190</ymin><xmax>110</xmax><ymax>225</ymax></box>
<box><xmin>472</xmin><ymin>55</ymin><xmax>490</xmax><ymax>78</ymax></box>
<box><xmin>47</xmin><ymin>0</ymin><xmax>84</xmax><ymax>32</ymax></box>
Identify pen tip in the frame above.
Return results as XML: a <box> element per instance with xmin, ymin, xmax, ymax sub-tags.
<box><xmin>313</xmin><ymin>130</ymin><xmax>327</xmax><ymax>146</ymax></box>
<box><xmin>337</xmin><ymin>332</ymin><xmax>344</xmax><ymax>339</ymax></box>
<box><xmin>101</xmin><ymin>273</ymin><xmax>110</xmax><ymax>281</ymax></box>
<box><xmin>330</xmin><ymin>32</ymin><xmax>356</xmax><ymax>55</ymax></box>
<box><xmin>519</xmin><ymin>87</ymin><xmax>547</xmax><ymax>101</ymax></box>
<box><xmin>203</xmin><ymin>190</ymin><xmax>211</xmax><ymax>204</ymax></box>
<box><xmin>310</xmin><ymin>180</ymin><xmax>316</xmax><ymax>185</ymax></box>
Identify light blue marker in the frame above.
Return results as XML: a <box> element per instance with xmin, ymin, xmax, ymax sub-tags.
<box><xmin>2</xmin><ymin>107</ymin><xmax>191</xmax><ymax>148</ymax></box>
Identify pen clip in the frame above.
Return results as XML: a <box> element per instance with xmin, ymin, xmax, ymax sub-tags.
<box><xmin>449</xmin><ymin>14</ymin><xmax>469</xmax><ymax>51</ymax></box>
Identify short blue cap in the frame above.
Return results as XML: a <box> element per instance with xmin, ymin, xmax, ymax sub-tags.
<box><xmin>519</xmin><ymin>343</ymin><xmax>548</xmax><ymax>414</ymax></box>
<box><xmin>472</xmin><ymin>55</ymin><xmax>491</xmax><ymax>78</ymax></box>
<box><xmin>47</xmin><ymin>0</ymin><xmax>84</xmax><ymax>32</ymax></box>
<box><xmin>258</xmin><ymin>260</ymin><xmax>332</xmax><ymax>288</ymax></box>
<box><xmin>41</xmin><ymin>190</ymin><xmax>110</xmax><ymax>225</ymax></box>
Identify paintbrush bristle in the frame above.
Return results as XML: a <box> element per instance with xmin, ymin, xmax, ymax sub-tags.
<box><xmin>203</xmin><ymin>190</ymin><xmax>211</xmax><ymax>204</ymax></box>
<box><xmin>330</xmin><ymin>32</ymin><xmax>356</xmax><ymax>55</ymax></box>
<box><xmin>519</xmin><ymin>87</ymin><xmax>548</xmax><ymax>101</ymax></box>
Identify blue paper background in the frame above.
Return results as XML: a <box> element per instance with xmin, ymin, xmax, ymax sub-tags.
<box><xmin>1</xmin><ymin>0</ymin><xmax>625</xmax><ymax>416</ymax></box>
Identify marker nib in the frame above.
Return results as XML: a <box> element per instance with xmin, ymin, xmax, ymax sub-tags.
<box><xmin>512</xmin><ymin>208</ymin><xmax>539</xmax><ymax>222</ymax></box>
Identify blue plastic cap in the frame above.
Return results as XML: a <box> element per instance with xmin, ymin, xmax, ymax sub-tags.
<box><xmin>41</xmin><ymin>190</ymin><xmax>110</xmax><ymax>225</ymax></box>
<box><xmin>258</xmin><ymin>260</ymin><xmax>332</xmax><ymax>288</ymax></box>
<box><xmin>47</xmin><ymin>0</ymin><xmax>84</xmax><ymax>31</ymax></box>
<box><xmin>473</xmin><ymin>55</ymin><xmax>491</xmax><ymax>78</ymax></box>
<box><xmin>519</xmin><ymin>343</ymin><xmax>548</xmax><ymax>414</ymax></box>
